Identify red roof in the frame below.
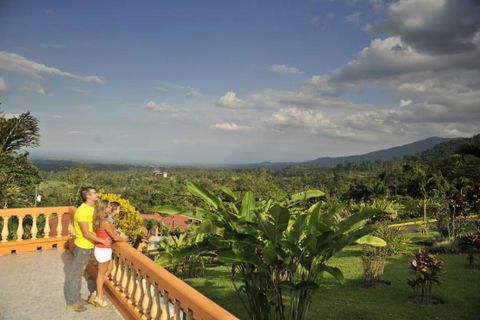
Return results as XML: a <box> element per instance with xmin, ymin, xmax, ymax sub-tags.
<box><xmin>141</xmin><ymin>213</ymin><xmax>198</xmax><ymax>231</ymax></box>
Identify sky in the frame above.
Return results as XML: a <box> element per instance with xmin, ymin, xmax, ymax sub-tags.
<box><xmin>0</xmin><ymin>0</ymin><xmax>479</xmax><ymax>165</ymax></box>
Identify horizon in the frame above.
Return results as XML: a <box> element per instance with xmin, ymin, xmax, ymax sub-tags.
<box><xmin>1</xmin><ymin>0</ymin><xmax>479</xmax><ymax>164</ymax></box>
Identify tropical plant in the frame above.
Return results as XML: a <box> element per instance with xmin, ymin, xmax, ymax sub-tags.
<box><xmin>407</xmin><ymin>249</ymin><xmax>443</xmax><ymax>303</ymax></box>
<box><xmin>0</xmin><ymin>111</ymin><xmax>39</xmax><ymax>154</ymax></box>
<box><xmin>98</xmin><ymin>192</ymin><xmax>144</xmax><ymax>247</ymax></box>
<box><xmin>362</xmin><ymin>245</ymin><xmax>387</xmax><ymax>287</ymax></box>
<box><xmin>156</xmin><ymin>233</ymin><xmax>206</xmax><ymax>279</ymax></box>
<box><xmin>374</xmin><ymin>223</ymin><xmax>407</xmax><ymax>256</ymax></box>
<box><xmin>160</xmin><ymin>182</ymin><xmax>386</xmax><ymax>320</ymax></box>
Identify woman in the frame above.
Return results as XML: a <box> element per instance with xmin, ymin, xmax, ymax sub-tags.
<box><xmin>89</xmin><ymin>199</ymin><xmax>128</xmax><ymax>307</ymax></box>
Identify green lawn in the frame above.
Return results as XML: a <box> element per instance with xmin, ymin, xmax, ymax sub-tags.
<box><xmin>184</xmin><ymin>236</ymin><xmax>480</xmax><ymax>320</ymax></box>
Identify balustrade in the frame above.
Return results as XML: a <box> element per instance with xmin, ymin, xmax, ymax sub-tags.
<box><xmin>98</xmin><ymin>242</ymin><xmax>238</xmax><ymax>320</ymax></box>
<box><xmin>0</xmin><ymin>207</ymin><xmax>74</xmax><ymax>254</ymax></box>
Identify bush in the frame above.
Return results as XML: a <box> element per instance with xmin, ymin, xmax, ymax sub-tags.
<box><xmin>98</xmin><ymin>192</ymin><xmax>144</xmax><ymax>247</ymax></box>
<box><xmin>374</xmin><ymin>223</ymin><xmax>408</xmax><ymax>256</ymax></box>
<box><xmin>407</xmin><ymin>249</ymin><xmax>443</xmax><ymax>304</ymax></box>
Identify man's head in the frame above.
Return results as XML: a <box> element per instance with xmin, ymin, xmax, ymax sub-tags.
<box><xmin>80</xmin><ymin>186</ymin><xmax>98</xmax><ymax>204</ymax></box>
<box><xmin>110</xmin><ymin>201</ymin><xmax>121</xmax><ymax>215</ymax></box>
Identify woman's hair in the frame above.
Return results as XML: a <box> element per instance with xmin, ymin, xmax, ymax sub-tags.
<box><xmin>93</xmin><ymin>199</ymin><xmax>109</xmax><ymax>232</ymax></box>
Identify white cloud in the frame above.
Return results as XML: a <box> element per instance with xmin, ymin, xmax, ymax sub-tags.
<box><xmin>268</xmin><ymin>64</ymin><xmax>303</xmax><ymax>74</ymax></box>
<box><xmin>267</xmin><ymin>108</ymin><xmax>356</xmax><ymax>138</ymax></box>
<box><xmin>155</xmin><ymin>83</ymin><xmax>202</xmax><ymax>97</ymax></box>
<box><xmin>0</xmin><ymin>76</ymin><xmax>8</xmax><ymax>92</ymax></box>
<box><xmin>145</xmin><ymin>101</ymin><xmax>175</xmax><ymax>112</ymax></box>
<box><xmin>210</xmin><ymin>122</ymin><xmax>253</xmax><ymax>131</ymax></box>
<box><xmin>22</xmin><ymin>83</ymin><xmax>51</xmax><ymax>96</ymax></box>
<box><xmin>216</xmin><ymin>91</ymin><xmax>246</xmax><ymax>108</ymax></box>
<box><xmin>345</xmin><ymin>11</ymin><xmax>361</xmax><ymax>25</ymax></box>
<box><xmin>186</xmin><ymin>89</ymin><xmax>201</xmax><ymax>98</ymax></box>
<box><xmin>399</xmin><ymin>99</ymin><xmax>412</xmax><ymax>107</ymax></box>
<box><xmin>0</xmin><ymin>51</ymin><xmax>104</xmax><ymax>84</ymax></box>
<box><xmin>52</xmin><ymin>114</ymin><xmax>63</xmax><ymax>119</ymax></box>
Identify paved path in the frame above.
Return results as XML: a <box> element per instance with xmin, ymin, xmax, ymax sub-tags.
<box><xmin>0</xmin><ymin>249</ymin><xmax>122</xmax><ymax>320</ymax></box>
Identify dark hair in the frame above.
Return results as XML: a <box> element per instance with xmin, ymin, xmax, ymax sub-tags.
<box><xmin>110</xmin><ymin>201</ymin><xmax>120</xmax><ymax>210</ymax></box>
<box><xmin>80</xmin><ymin>186</ymin><xmax>96</xmax><ymax>202</ymax></box>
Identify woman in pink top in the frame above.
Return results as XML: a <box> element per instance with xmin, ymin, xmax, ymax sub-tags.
<box><xmin>89</xmin><ymin>199</ymin><xmax>128</xmax><ymax>307</ymax></box>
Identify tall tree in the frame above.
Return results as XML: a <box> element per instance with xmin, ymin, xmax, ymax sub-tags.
<box><xmin>0</xmin><ymin>111</ymin><xmax>40</xmax><ymax>154</ymax></box>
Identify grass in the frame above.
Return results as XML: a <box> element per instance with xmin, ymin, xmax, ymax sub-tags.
<box><xmin>183</xmin><ymin>234</ymin><xmax>480</xmax><ymax>320</ymax></box>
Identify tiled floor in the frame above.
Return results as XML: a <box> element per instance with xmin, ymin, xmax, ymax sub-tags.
<box><xmin>0</xmin><ymin>248</ymin><xmax>122</xmax><ymax>320</ymax></box>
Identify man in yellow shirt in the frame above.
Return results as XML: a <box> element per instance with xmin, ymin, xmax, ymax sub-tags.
<box><xmin>65</xmin><ymin>187</ymin><xmax>111</xmax><ymax>312</ymax></box>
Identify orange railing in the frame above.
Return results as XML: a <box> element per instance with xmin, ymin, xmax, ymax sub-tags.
<box><xmin>89</xmin><ymin>242</ymin><xmax>239</xmax><ymax>320</ymax></box>
<box><xmin>0</xmin><ymin>206</ymin><xmax>75</xmax><ymax>255</ymax></box>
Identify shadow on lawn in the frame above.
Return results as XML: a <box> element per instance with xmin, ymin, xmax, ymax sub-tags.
<box><xmin>183</xmin><ymin>266</ymin><xmax>248</xmax><ymax>319</ymax></box>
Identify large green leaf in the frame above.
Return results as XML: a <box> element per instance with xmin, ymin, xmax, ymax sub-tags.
<box><xmin>196</xmin><ymin>220</ymin><xmax>223</xmax><ymax>235</ymax></box>
<box><xmin>355</xmin><ymin>235</ymin><xmax>387</xmax><ymax>247</ymax></box>
<box><xmin>337</xmin><ymin>208</ymin><xmax>377</xmax><ymax>234</ymax></box>
<box><xmin>220</xmin><ymin>186</ymin><xmax>238</xmax><ymax>201</ymax></box>
<box><xmin>289</xmin><ymin>190</ymin><xmax>325</xmax><ymax>204</ymax></box>
<box><xmin>187</xmin><ymin>182</ymin><xmax>220</xmax><ymax>209</ymax></box>
<box><xmin>269</xmin><ymin>205</ymin><xmax>290</xmax><ymax>245</ymax></box>
<box><xmin>240</xmin><ymin>191</ymin><xmax>256</xmax><ymax>220</ymax></box>
<box><xmin>319</xmin><ymin>265</ymin><xmax>344</xmax><ymax>284</ymax></box>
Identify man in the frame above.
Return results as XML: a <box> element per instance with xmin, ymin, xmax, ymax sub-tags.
<box><xmin>64</xmin><ymin>186</ymin><xmax>112</xmax><ymax>312</ymax></box>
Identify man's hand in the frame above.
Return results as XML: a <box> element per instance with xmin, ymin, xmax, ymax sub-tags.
<box><xmin>101</xmin><ymin>238</ymin><xmax>112</xmax><ymax>246</ymax></box>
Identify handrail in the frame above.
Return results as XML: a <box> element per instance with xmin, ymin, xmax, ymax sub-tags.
<box><xmin>0</xmin><ymin>206</ymin><xmax>75</xmax><ymax>254</ymax></box>
<box><xmin>102</xmin><ymin>241</ymin><xmax>239</xmax><ymax>320</ymax></box>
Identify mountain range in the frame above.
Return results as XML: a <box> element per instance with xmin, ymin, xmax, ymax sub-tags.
<box><xmin>33</xmin><ymin>136</ymin><xmax>466</xmax><ymax>171</ymax></box>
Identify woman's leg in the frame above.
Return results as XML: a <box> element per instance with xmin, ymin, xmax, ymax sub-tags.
<box><xmin>105</xmin><ymin>260</ymin><xmax>113</xmax><ymax>282</ymax></box>
<box><xmin>96</xmin><ymin>261</ymin><xmax>109</xmax><ymax>302</ymax></box>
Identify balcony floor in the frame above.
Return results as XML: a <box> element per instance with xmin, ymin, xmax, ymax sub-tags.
<box><xmin>0</xmin><ymin>248</ymin><xmax>122</xmax><ymax>320</ymax></box>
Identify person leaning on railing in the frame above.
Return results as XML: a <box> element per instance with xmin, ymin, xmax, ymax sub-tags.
<box><xmin>88</xmin><ymin>199</ymin><xmax>128</xmax><ymax>307</ymax></box>
<box><xmin>64</xmin><ymin>187</ymin><xmax>112</xmax><ymax>313</ymax></box>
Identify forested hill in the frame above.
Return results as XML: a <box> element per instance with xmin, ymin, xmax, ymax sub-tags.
<box><xmin>416</xmin><ymin>134</ymin><xmax>480</xmax><ymax>162</ymax></box>
<box><xmin>232</xmin><ymin>136</ymin><xmax>454</xmax><ymax>169</ymax></box>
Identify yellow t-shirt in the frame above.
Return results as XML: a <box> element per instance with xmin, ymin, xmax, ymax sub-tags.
<box><xmin>73</xmin><ymin>203</ymin><xmax>95</xmax><ymax>249</ymax></box>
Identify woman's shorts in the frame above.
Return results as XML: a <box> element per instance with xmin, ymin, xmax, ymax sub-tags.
<box><xmin>94</xmin><ymin>247</ymin><xmax>112</xmax><ymax>263</ymax></box>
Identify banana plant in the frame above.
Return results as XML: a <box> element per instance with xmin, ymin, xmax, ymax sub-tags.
<box><xmin>157</xmin><ymin>182</ymin><xmax>386</xmax><ymax>320</ymax></box>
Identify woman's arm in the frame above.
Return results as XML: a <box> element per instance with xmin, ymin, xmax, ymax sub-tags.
<box><xmin>102</xmin><ymin>220</ymin><xmax>128</xmax><ymax>242</ymax></box>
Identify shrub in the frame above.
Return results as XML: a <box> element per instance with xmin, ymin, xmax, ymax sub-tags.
<box><xmin>374</xmin><ymin>223</ymin><xmax>408</xmax><ymax>256</ymax></box>
<box><xmin>98</xmin><ymin>192</ymin><xmax>144</xmax><ymax>247</ymax></box>
<box><xmin>407</xmin><ymin>249</ymin><xmax>443</xmax><ymax>304</ymax></box>
<box><xmin>156</xmin><ymin>233</ymin><xmax>206</xmax><ymax>279</ymax></box>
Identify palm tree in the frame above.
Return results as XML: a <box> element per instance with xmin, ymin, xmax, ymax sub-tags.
<box><xmin>0</xmin><ymin>110</ymin><xmax>39</xmax><ymax>154</ymax></box>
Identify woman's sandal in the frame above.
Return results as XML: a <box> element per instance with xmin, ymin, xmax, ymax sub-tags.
<box><xmin>93</xmin><ymin>297</ymin><xmax>108</xmax><ymax>308</ymax></box>
<box><xmin>87</xmin><ymin>291</ymin><xmax>96</xmax><ymax>305</ymax></box>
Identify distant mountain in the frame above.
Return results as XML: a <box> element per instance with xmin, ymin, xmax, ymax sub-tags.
<box><xmin>417</xmin><ymin>134</ymin><xmax>480</xmax><ymax>162</ymax></box>
<box><xmin>230</xmin><ymin>137</ymin><xmax>456</xmax><ymax>169</ymax></box>
<box><xmin>32</xmin><ymin>159</ymin><xmax>150</xmax><ymax>172</ymax></box>
<box><xmin>32</xmin><ymin>136</ymin><xmax>467</xmax><ymax>171</ymax></box>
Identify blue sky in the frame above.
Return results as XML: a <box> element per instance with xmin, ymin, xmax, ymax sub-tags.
<box><xmin>1</xmin><ymin>0</ymin><xmax>479</xmax><ymax>164</ymax></box>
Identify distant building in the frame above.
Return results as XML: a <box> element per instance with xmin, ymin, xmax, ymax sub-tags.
<box><xmin>152</xmin><ymin>169</ymin><xmax>168</xmax><ymax>178</ymax></box>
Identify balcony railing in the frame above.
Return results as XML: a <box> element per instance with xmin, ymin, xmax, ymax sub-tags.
<box><xmin>0</xmin><ymin>206</ymin><xmax>74</xmax><ymax>255</ymax></box>
<box><xmin>0</xmin><ymin>206</ymin><xmax>239</xmax><ymax>320</ymax></box>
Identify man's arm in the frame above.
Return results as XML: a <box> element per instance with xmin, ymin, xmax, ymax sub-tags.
<box><xmin>79</xmin><ymin>221</ymin><xmax>111</xmax><ymax>246</ymax></box>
